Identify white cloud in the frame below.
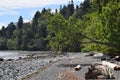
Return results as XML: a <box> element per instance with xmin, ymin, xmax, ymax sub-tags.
<box><xmin>0</xmin><ymin>0</ymin><xmax>84</xmax><ymax>16</ymax></box>
<box><xmin>24</xmin><ymin>19</ymin><xmax>32</xmax><ymax>23</ymax></box>
<box><xmin>0</xmin><ymin>0</ymin><xmax>84</xmax><ymax>9</ymax></box>
<box><xmin>0</xmin><ymin>8</ymin><xmax>18</xmax><ymax>16</ymax></box>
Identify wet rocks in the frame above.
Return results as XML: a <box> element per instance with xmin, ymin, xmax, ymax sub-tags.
<box><xmin>0</xmin><ymin>57</ymin><xmax>50</xmax><ymax>80</ymax></box>
<box><xmin>7</xmin><ymin>59</ymin><xmax>14</xmax><ymax>61</ymax></box>
<box><xmin>0</xmin><ymin>58</ymin><xmax>4</xmax><ymax>61</ymax></box>
<box><xmin>0</xmin><ymin>52</ymin><xmax>77</xmax><ymax>80</ymax></box>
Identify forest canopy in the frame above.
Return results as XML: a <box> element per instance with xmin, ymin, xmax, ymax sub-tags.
<box><xmin>0</xmin><ymin>0</ymin><xmax>120</xmax><ymax>53</ymax></box>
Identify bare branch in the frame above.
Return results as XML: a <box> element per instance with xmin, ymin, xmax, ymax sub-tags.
<box><xmin>80</xmin><ymin>33</ymin><xmax>119</xmax><ymax>49</ymax></box>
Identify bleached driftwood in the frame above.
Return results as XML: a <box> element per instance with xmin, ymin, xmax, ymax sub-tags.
<box><xmin>75</xmin><ymin>65</ymin><xmax>81</xmax><ymax>71</ymax></box>
<box><xmin>102</xmin><ymin>61</ymin><xmax>120</xmax><ymax>70</ymax></box>
<box><xmin>85</xmin><ymin>63</ymin><xmax>115</xmax><ymax>79</ymax></box>
<box><xmin>93</xmin><ymin>52</ymin><xmax>103</xmax><ymax>58</ymax></box>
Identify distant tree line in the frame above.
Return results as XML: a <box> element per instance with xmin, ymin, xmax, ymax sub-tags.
<box><xmin>0</xmin><ymin>0</ymin><xmax>120</xmax><ymax>54</ymax></box>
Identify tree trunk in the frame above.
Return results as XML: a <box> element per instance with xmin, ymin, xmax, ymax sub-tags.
<box><xmin>80</xmin><ymin>33</ymin><xmax>119</xmax><ymax>49</ymax></box>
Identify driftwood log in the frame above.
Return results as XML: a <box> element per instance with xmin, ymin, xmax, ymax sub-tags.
<box><xmin>74</xmin><ymin>65</ymin><xmax>81</xmax><ymax>71</ymax></box>
<box><xmin>85</xmin><ymin>63</ymin><xmax>115</xmax><ymax>79</ymax></box>
<box><xmin>102</xmin><ymin>61</ymin><xmax>120</xmax><ymax>70</ymax></box>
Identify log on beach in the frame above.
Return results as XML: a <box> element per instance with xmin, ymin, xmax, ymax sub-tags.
<box><xmin>85</xmin><ymin>63</ymin><xmax>115</xmax><ymax>79</ymax></box>
<box><xmin>74</xmin><ymin>65</ymin><xmax>81</xmax><ymax>71</ymax></box>
<box><xmin>101</xmin><ymin>61</ymin><xmax>120</xmax><ymax>70</ymax></box>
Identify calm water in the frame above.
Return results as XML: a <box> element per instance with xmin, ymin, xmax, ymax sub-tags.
<box><xmin>0</xmin><ymin>51</ymin><xmax>50</xmax><ymax>59</ymax></box>
<box><xmin>0</xmin><ymin>51</ymin><xmax>27</xmax><ymax>59</ymax></box>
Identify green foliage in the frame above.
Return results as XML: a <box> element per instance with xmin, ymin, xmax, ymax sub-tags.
<box><xmin>0</xmin><ymin>0</ymin><xmax>119</xmax><ymax>53</ymax></box>
<box><xmin>7</xmin><ymin>39</ymin><xmax>17</xmax><ymax>50</ymax></box>
<box><xmin>47</xmin><ymin>14</ymin><xmax>83</xmax><ymax>53</ymax></box>
<box><xmin>16</xmin><ymin>16</ymin><xmax>24</xmax><ymax>50</ymax></box>
<box><xmin>32</xmin><ymin>11</ymin><xmax>41</xmax><ymax>35</ymax></box>
<box><xmin>47</xmin><ymin>14</ymin><xmax>68</xmax><ymax>52</ymax></box>
<box><xmin>81</xmin><ymin>1</ymin><xmax>120</xmax><ymax>52</ymax></box>
<box><xmin>17</xmin><ymin>16</ymin><xmax>23</xmax><ymax>29</ymax></box>
<box><xmin>0</xmin><ymin>38</ymin><xmax>7</xmax><ymax>50</ymax></box>
<box><xmin>66</xmin><ymin>16</ymin><xmax>83</xmax><ymax>52</ymax></box>
<box><xmin>60</xmin><ymin>0</ymin><xmax>74</xmax><ymax>19</ymax></box>
<box><xmin>6</xmin><ymin>22</ymin><xmax>16</xmax><ymax>38</ymax></box>
<box><xmin>100</xmin><ymin>2</ymin><xmax>120</xmax><ymax>48</ymax></box>
<box><xmin>0</xmin><ymin>26</ymin><xmax>7</xmax><ymax>37</ymax></box>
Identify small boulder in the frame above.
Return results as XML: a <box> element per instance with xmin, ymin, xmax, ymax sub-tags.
<box><xmin>7</xmin><ymin>59</ymin><xmax>14</xmax><ymax>61</ymax></box>
<box><xmin>18</xmin><ymin>57</ymin><xmax>22</xmax><ymax>59</ymax></box>
<box><xmin>0</xmin><ymin>58</ymin><xmax>4</xmax><ymax>61</ymax></box>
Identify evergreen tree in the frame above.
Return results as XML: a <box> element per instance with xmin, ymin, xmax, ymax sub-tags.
<box><xmin>0</xmin><ymin>0</ymin><xmax>119</xmax><ymax>53</ymax></box>
<box><xmin>32</xmin><ymin>11</ymin><xmax>41</xmax><ymax>35</ymax></box>
<box><xmin>17</xmin><ymin>16</ymin><xmax>23</xmax><ymax>29</ymax></box>
<box><xmin>60</xmin><ymin>0</ymin><xmax>74</xmax><ymax>19</ymax></box>
<box><xmin>17</xmin><ymin>16</ymin><xmax>23</xmax><ymax>50</ymax></box>
<box><xmin>67</xmin><ymin>0</ymin><xmax>74</xmax><ymax>18</ymax></box>
<box><xmin>60</xmin><ymin>5</ymin><xmax>67</xmax><ymax>19</ymax></box>
<box><xmin>6</xmin><ymin>22</ymin><xmax>16</xmax><ymax>38</ymax></box>
<box><xmin>0</xmin><ymin>38</ymin><xmax>7</xmax><ymax>50</ymax></box>
<box><xmin>0</xmin><ymin>26</ymin><xmax>6</xmax><ymax>37</ymax></box>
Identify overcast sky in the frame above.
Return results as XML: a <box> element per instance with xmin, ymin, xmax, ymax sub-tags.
<box><xmin>0</xmin><ymin>0</ymin><xmax>84</xmax><ymax>29</ymax></box>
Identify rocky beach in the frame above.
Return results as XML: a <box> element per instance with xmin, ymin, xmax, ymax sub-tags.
<box><xmin>0</xmin><ymin>52</ymin><xmax>120</xmax><ymax>80</ymax></box>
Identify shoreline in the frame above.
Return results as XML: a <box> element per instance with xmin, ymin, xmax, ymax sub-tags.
<box><xmin>1</xmin><ymin>52</ymin><xmax>119</xmax><ymax>80</ymax></box>
<box><xmin>0</xmin><ymin>52</ymin><xmax>84</xmax><ymax>80</ymax></box>
<box><xmin>0</xmin><ymin>51</ymin><xmax>51</xmax><ymax>60</ymax></box>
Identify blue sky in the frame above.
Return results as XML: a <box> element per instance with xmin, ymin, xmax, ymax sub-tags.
<box><xmin>0</xmin><ymin>0</ymin><xmax>84</xmax><ymax>29</ymax></box>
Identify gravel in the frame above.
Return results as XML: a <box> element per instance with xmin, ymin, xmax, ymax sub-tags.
<box><xmin>0</xmin><ymin>52</ymin><xmax>120</xmax><ymax>80</ymax></box>
<box><xmin>22</xmin><ymin>53</ymin><xmax>101</xmax><ymax>80</ymax></box>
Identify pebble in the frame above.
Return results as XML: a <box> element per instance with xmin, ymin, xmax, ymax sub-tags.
<box><xmin>1</xmin><ymin>52</ymin><xmax>109</xmax><ymax>80</ymax></box>
<box><xmin>0</xmin><ymin>52</ymin><xmax>83</xmax><ymax>80</ymax></box>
